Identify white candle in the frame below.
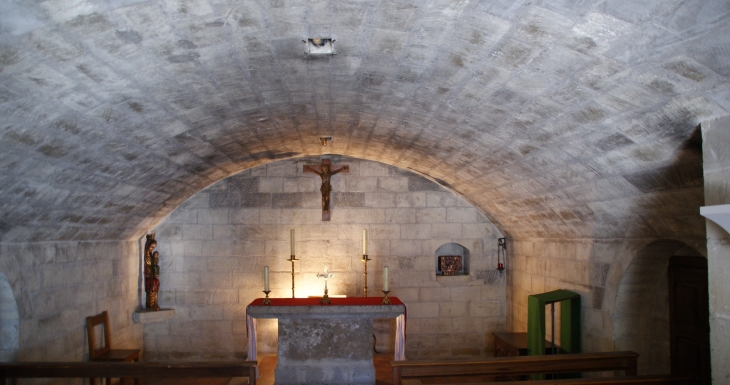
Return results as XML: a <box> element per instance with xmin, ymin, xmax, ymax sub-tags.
<box><xmin>290</xmin><ymin>229</ymin><xmax>295</xmax><ymax>255</ymax></box>
<box><xmin>264</xmin><ymin>266</ymin><xmax>270</xmax><ymax>292</ymax></box>
<box><xmin>363</xmin><ymin>229</ymin><xmax>368</xmax><ymax>255</ymax></box>
<box><xmin>383</xmin><ymin>266</ymin><xmax>389</xmax><ymax>292</ymax></box>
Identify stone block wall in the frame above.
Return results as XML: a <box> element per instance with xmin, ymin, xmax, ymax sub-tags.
<box><xmin>508</xmin><ymin>239</ymin><xmax>604</xmax><ymax>343</ymax></box>
<box><xmin>0</xmin><ymin>241</ymin><xmax>142</xmax><ymax>367</ymax></box>
<box><xmin>148</xmin><ymin>156</ymin><xmax>505</xmax><ymax>360</ymax></box>
<box><xmin>0</xmin><ymin>272</ymin><xmax>18</xmax><ymax>362</ymax></box>
<box><xmin>702</xmin><ymin>115</ymin><xmax>730</xmax><ymax>382</ymax></box>
<box><xmin>508</xmin><ymin>237</ymin><xmax>705</xmax><ymax>374</ymax></box>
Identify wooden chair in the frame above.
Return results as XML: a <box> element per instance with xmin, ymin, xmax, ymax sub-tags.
<box><xmin>86</xmin><ymin>311</ymin><xmax>140</xmax><ymax>385</ymax></box>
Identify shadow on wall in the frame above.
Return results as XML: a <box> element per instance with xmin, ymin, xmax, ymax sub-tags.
<box><xmin>613</xmin><ymin>240</ymin><xmax>702</xmax><ymax>375</ymax></box>
<box><xmin>620</xmin><ymin>124</ymin><xmax>705</xmax><ymax>241</ymax></box>
<box><xmin>0</xmin><ymin>271</ymin><xmax>19</xmax><ymax>362</ymax></box>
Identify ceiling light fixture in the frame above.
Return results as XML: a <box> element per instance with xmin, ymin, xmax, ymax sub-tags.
<box><xmin>304</xmin><ymin>38</ymin><xmax>336</xmax><ymax>55</ymax></box>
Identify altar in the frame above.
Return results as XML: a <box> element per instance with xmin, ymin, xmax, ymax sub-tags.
<box><xmin>246</xmin><ymin>297</ymin><xmax>406</xmax><ymax>385</ymax></box>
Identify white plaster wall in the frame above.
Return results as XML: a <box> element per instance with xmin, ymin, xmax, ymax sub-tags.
<box><xmin>702</xmin><ymin>115</ymin><xmax>730</xmax><ymax>383</ymax></box>
<box><xmin>148</xmin><ymin>156</ymin><xmax>506</xmax><ymax>360</ymax></box>
<box><xmin>0</xmin><ymin>241</ymin><xmax>143</xmax><ymax>368</ymax></box>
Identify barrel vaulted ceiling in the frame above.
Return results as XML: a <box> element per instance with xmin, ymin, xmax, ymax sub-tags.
<box><xmin>0</xmin><ymin>0</ymin><xmax>728</xmax><ymax>242</ymax></box>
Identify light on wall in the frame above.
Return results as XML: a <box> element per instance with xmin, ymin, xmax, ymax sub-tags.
<box><xmin>497</xmin><ymin>238</ymin><xmax>506</xmax><ymax>272</ymax></box>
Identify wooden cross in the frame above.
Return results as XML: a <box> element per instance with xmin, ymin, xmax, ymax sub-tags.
<box><xmin>303</xmin><ymin>159</ymin><xmax>349</xmax><ymax>221</ymax></box>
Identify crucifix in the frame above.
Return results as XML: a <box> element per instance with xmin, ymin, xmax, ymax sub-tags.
<box><xmin>316</xmin><ymin>266</ymin><xmax>335</xmax><ymax>304</ymax></box>
<box><xmin>303</xmin><ymin>159</ymin><xmax>349</xmax><ymax>221</ymax></box>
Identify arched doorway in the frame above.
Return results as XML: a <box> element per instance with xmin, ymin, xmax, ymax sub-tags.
<box><xmin>612</xmin><ymin>240</ymin><xmax>705</xmax><ymax>375</ymax></box>
<box><xmin>0</xmin><ymin>271</ymin><xmax>19</xmax><ymax>362</ymax></box>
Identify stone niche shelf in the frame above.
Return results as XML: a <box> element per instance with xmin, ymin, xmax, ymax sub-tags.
<box><xmin>133</xmin><ymin>309</ymin><xmax>175</xmax><ymax>324</ymax></box>
<box><xmin>435</xmin><ymin>274</ymin><xmax>472</xmax><ymax>286</ymax></box>
<box><xmin>700</xmin><ymin>204</ymin><xmax>730</xmax><ymax>235</ymax></box>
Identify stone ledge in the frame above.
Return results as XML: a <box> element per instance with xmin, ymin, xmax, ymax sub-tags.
<box><xmin>701</xmin><ymin>204</ymin><xmax>730</xmax><ymax>235</ymax></box>
<box><xmin>435</xmin><ymin>274</ymin><xmax>471</xmax><ymax>286</ymax></box>
<box><xmin>133</xmin><ymin>308</ymin><xmax>175</xmax><ymax>324</ymax></box>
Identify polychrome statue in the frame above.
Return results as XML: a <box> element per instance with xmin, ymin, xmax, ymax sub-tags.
<box><xmin>144</xmin><ymin>233</ymin><xmax>160</xmax><ymax>311</ymax></box>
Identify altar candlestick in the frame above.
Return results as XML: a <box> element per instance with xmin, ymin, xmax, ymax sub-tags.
<box><xmin>383</xmin><ymin>266</ymin><xmax>389</xmax><ymax>292</ymax></box>
<box><xmin>288</xmin><ymin>251</ymin><xmax>299</xmax><ymax>299</ymax></box>
<box><xmin>290</xmin><ymin>229</ymin><xmax>295</xmax><ymax>255</ymax></box>
<box><xmin>264</xmin><ymin>266</ymin><xmax>270</xmax><ymax>292</ymax></box>
<box><xmin>363</xmin><ymin>229</ymin><xmax>368</xmax><ymax>255</ymax></box>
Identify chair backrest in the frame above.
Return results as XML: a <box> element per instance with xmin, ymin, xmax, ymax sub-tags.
<box><xmin>86</xmin><ymin>311</ymin><xmax>112</xmax><ymax>360</ymax></box>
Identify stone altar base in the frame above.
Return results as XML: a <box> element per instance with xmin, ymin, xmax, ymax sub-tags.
<box><xmin>246</xmin><ymin>298</ymin><xmax>405</xmax><ymax>385</ymax></box>
<box><xmin>275</xmin><ymin>318</ymin><xmax>374</xmax><ymax>385</ymax></box>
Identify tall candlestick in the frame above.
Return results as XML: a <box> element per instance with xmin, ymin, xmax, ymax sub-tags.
<box><xmin>363</xmin><ymin>229</ymin><xmax>368</xmax><ymax>255</ymax></box>
<box><xmin>383</xmin><ymin>266</ymin><xmax>389</xmax><ymax>292</ymax></box>
<box><xmin>362</xmin><ymin>253</ymin><xmax>371</xmax><ymax>297</ymax></box>
<box><xmin>264</xmin><ymin>266</ymin><xmax>270</xmax><ymax>292</ymax></box>
<box><xmin>290</xmin><ymin>229</ymin><xmax>295</xmax><ymax>255</ymax></box>
<box><xmin>288</xmin><ymin>253</ymin><xmax>299</xmax><ymax>299</ymax></box>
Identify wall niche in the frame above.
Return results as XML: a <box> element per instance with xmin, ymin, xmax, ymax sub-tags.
<box><xmin>435</xmin><ymin>243</ymin><xmax>469</xmax><ymax>276</ymax></box>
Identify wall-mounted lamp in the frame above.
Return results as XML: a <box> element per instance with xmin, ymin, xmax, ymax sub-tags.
<box><xmin>497</xmin><ymin>238</ymin><xmax>506</xmax><ymax>272</ymax></box>
<box><xmin>319</xmin><ymin>136</ymin><xmax>333</xmax><ymax>146</ymax></box>
<box><xmin>304</xmin><ymin>38</ymin><xmax>336</xmax><ymax>55</ymax></box>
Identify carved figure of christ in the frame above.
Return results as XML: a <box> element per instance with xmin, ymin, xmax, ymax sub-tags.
<box><xmin>303</xmin><ymin>159</ymin><xmax>349</xmax><ymax>221</ymax></box>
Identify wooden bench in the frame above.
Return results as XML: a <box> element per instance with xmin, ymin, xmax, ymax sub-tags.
<box><xmin>402</xmin><ymin>374</ymin><xmax>699</xmax><ymax>385</ymax></box>
<box><xmin>391</xmin><ymin>351</ymin><xmax>639</xmax><ymax>385</ymax></box>
<box><xmin>0</xmin><ymin>361</ymin><xmax>258</xmax><ymax>385</ymax></box>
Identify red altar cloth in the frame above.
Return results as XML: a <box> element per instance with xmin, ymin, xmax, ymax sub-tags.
<box><xmin>247</xmin><ymin>296</ymin><xmax>404</xmax><ymax>307</ymax></box>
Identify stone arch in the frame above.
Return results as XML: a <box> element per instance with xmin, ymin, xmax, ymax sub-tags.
<box><xmin>0</xmin><ymin>271</ymin><xmax>19</xmax><ymax>362</ymax></box>
<box><xmin>149</xmin><ymin>156</ymin><xmax>505</xmax><ymax>360</ymax></box>
<box><xmin>611</xmin><ymin>240</ymin><xmax>703</xmax><ymax>375</ymax></box>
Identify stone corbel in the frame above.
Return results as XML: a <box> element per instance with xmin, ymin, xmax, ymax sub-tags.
<box><xmin>133</xmin><ymin>308</ymin><xmax>175</xmax><ymax>324</ymax></box>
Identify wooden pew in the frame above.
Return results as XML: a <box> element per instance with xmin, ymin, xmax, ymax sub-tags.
<box><xmin>402</xmin><ymin>374</ymin><xmax>699</xmax><ymax>385</ymax></box>
<box><xmin>391</xmin><ymin>351</ymin><xmax>639</xmax><ymax>385</ymax></box>
<box><xmin>0</xmin><ymin>361</ymin><xmax>258</xmax><ymax>385</ymax></box>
